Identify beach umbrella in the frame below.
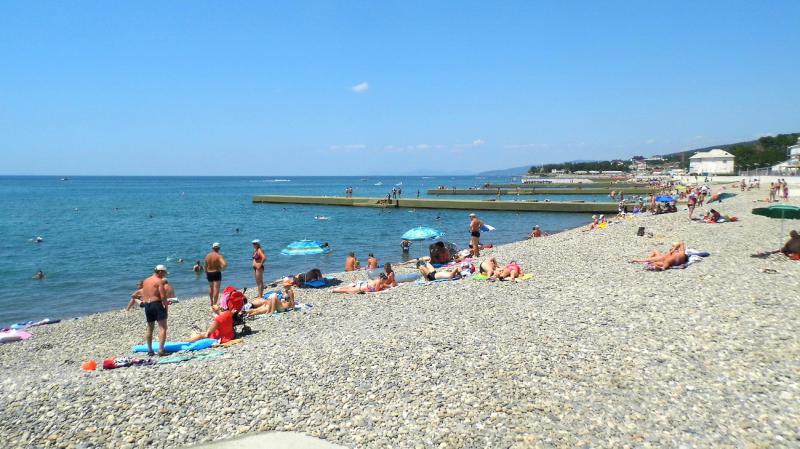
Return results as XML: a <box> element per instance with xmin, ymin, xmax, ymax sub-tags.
<box><xmin>401</xmin><ymin>226</ymin><xmax>443</xmax><ymax>241</ymax></box>
<box><xmin>280</xmin><ymin>240</ymin><xmax>331</xmax><ymax>256</ymax></box>
<box><xmin>708</xmin><ymin>192</ymin><xmax>736</xmax><ymax>203</ymax></box>
<box><xmin>655</xmin><ymin>195</ymin><xmax>674</xmax><ymax>202</ymax></box>
<box><xmin>480</xmin><ymin>223</ymin><xmax>496</xmax><ymax>232</ymax></box>
<box><xmin>751</xmin><ymin>204</ymin><xmax>800</xmax><ymax>248</ymax></box>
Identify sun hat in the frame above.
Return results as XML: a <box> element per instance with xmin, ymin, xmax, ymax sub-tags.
<box><xmin>212</xmin><ymin>242</ymin><xmax>221</xmax><ymax>249</ymax></box>
<box><xmin>155</xmin><ymin>264</ymin><xmax>168</xmax><ymax>273</ymax></box>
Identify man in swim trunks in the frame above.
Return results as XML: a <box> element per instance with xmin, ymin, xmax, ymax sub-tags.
<box><xmin>417</xmin><ymin>260</ymin><xmax>461</xmax><ymax>281</ymax></box>
<box><xmin>469</xmin><ymin>213</ymin><xmax>483</xmax><ymax>257</ymax></box>
<box><xmin>204</xmin><ymin>242</ymin><xmax>227</xmax><ymax>309</ymax></box>
<box><xmin>631</xmin><ymin>241</ymin><xmax>687</xmax><ymax>270</ymax></box>
<box><xmin>367</xmin><ymin>253</ymin><xmax>378</xmax><ymax>269</ymax></box>
<box><xmin>141</xmin><ymin>265</ymin><xmax>169</xmax><ymax>356</ymax></box>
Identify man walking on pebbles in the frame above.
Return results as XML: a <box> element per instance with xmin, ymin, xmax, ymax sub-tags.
<box><xmin>204</xmin><ymin>242</ymin><xmax>227</xmax><ymax>309</ymax></box>
<box><xmin>469</xmin><ymin>213</ymin><xmax>483</xmax><ymax>257</ymax></box>
<box><xmin>142</xmin><ymin>265</ymin><xmax>169</xmax><ymax>356</ymax></box>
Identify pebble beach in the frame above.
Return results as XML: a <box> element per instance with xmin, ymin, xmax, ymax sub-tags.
<box><xmin>1</xmin><ymin>187</ymin><xmax>798</xmax><ymax>448</ymax></box>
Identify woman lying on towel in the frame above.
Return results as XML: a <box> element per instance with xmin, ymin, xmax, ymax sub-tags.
<box><xmin>247</xmin><ymin>281</ymin><xmax>295</xmax><ymax>316</ymax></box>
<box><xmin>631</xmin><ymin>241</ymin><xmax>687</xmax><ymax>271</ymax></box>
<box><xmin>495</xmin><ymin>261</ymin><xmax>524</xmax><ymax>280</ymax></box>
<box><xmin>333</xmin><ymin>273</ymin><xmax>390</xmax><ymax>294</ymax></box>
<box><xmin>416</xmin><ymin>260</ymin><xmax>462</xmax><ymax>281</ymax></box>
<box><xmin>187</xmin><ymin>307</ymin><xmax>240</xmax><ymax>343</ymax></box>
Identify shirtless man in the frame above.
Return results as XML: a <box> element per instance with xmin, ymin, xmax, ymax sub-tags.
<box><xmin>141</xmin><ymin>265</ymin><xmax>169</xmax><ymax>356</ymax></box>
<box><xmin>631</xmin><ymin>241</ymin><xmax>687</xmax><ymax>270</ymax></box>
<box><xmin>367</xmin><ymin>253</ymin><xmax>378</xmax><ymax>270</ymax></box>
<box><xmin>204</xmin><ymin>242</ymin><xmax>227</xmax><ymax>308</ymax></box>
<box><xmin>469</xmin><ymin>213</ymin><xmax>483</xmax><ymax>257</ymax></box>
<box><xmin>345</xmin><ymin>252</ymin><xmax>357</xmax><ymax>271</ymax></box>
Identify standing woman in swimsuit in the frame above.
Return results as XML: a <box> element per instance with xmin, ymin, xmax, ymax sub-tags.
<box><xmin>252</xmin><ymin>239</ymin><xmax>266</xmax><ymax>298</ymax></box>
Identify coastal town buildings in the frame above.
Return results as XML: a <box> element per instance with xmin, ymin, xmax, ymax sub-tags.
<box><xmin>688</xmin><ymin>149</ymin><xmax>735</xmax><ymax>175</ymax></box>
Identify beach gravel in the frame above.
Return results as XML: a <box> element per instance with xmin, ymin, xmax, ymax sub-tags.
<box><xmin>0</xmin><ymin>188</ymin><xmax>798</xmax><ymax>448</ymax></box>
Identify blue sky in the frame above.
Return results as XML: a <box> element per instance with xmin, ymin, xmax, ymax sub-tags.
<box><xmin>1</xmin><ymin>1</ymin><xmax>798</xmax><ymax>175</ymax></box>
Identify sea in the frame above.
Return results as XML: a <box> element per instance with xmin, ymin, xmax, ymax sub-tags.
<box><xmin>0</xmin><ymin>176</ymin><xmax>607</xmax><ymax>324</ymax></box>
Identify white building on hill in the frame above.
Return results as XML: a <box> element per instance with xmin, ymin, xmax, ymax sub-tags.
<box><xmin>689</xmin><ymin>149</ymin><xmax>735</xmax><ymax>175</ymax></box>
<box><xmin>771</xmin><ymin>137</ymin><xmax>800</xmax><ymax>175</ymax></box>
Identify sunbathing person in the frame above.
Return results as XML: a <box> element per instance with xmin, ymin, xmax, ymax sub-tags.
<box><xmin>417</xmin><ymin>260</ymin><xmax>462</xmax><ymax>281</ymax></box>
<box><xmin>430</xmin><ymin>241</ymin><xmax>452</xmax><ymax>264</ymax></box>
<box><xmin>383</xmin><ymin>263</ymin><xmax>398</xmax><ymax>287</ymax></box>
<box><xmin>125</xmin><ymin>280</ymin><xmax>145</xmax><ymax>311</ymax></box>
<box><xmin>247</xmin><ymin>282</ymin><xmax>295</xmax><ymax>316</ymax></box>
<box><xmin>754</xmin><ymin>230</ymin><xmax>800</xmax><ymax>258</ymax></box>
<box><xmin>187</xmin><ymin>307</ymin><xmax>240</xmax><ymax>343</ymax></box>
<box><xmin>496</xmin><ymin>260</ymin><xmax>524</xmax><ymax>280</ymax></box>
<box><xmin>479</xmin><ymin>257</ymin><xmax>500</xmax><ymax>277</ymax></box>
<box><xmin>631</xmin><ymin>241</ymin><xmax>687</xmax><ymax>270</ymax></box>
<box><xmin>703</xmin><ymin>209</ymin><xmax>722</xmax><ymax>223</ymax></box>
<box><xmin>292</xmin><ymin>268</ymin><xmax>324</xmax><ymax>287</ymax></box>
<box><xmin>333</xmin><ymin>273</ymin><xmax>389</xmax><ymax>293</ymax></box>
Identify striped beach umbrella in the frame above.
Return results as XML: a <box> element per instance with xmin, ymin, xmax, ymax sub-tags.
<box><xmin>280</xmin><ymin>240</ymin><xmax>331</xmax><ymax>256</ymax></box>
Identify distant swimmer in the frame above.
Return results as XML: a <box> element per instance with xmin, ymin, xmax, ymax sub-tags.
<box><xmin>192</xmin><ymin>260</ymin><xmax>203</xmax><ymax>273</ymax></box>
<box><xmin>204</xmin><ymin>242</ymin><xmax>227</xmax><ymax>308</ymax></box>
<box><xmin>34</xmin><ymin>270</ymin><xmax>45</xmax><ymax>280</ymax></box>
<box><xmin>177</xmin><ymin>258</ymin><xmax>184</xmax><ymax>263</ymax></box>
<box><xmin>235</xmin><ymin>228</ymin><xmax>240</xmax><ymax>234</ymax></box>
<box><xmin>74</xmin><ymin>208</ymin><xmax>79</xmax><ymax>212</ymax></box>
<box><xmin>34</xmin><ymin>236</ymin><xmax>44</xmax><ymax>243</ymax></box>
<box><xmin>314</xmin><ymin>216</ymin><xmax>330</xmax><ymax>220</ymax></box>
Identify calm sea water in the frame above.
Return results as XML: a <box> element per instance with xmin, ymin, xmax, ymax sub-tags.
<box><xmin>0</xmin><ymin>176</ymin><xmax>602</xmax><ymax>324</ymax></box>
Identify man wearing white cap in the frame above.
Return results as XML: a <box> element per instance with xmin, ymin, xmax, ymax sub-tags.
<box><xmin>204</xmin><ymin>242</ymin><xmax>228</xmax><ymax>309</ymax></box>
<box><xmin>141</xmin><ymin>265</ymin><xmax>169</xmax><ymax>356</ymax></box>
<box><xmin>468</xmin><ymin>213</ymin><xmax>483</xmax><ymax>257</ymax></box>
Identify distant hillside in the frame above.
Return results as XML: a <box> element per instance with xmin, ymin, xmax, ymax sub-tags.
<box><xmin>478</xmin><ymin>160</ymin><xmax>596</xmax><ymax>177</ymax></box>
<box><xmin>664</xmin><ymin>133</ymin><xmax>800</xmax><ymax>170</ymax></box>
<box><xmin>479</xmin><ymin>133</ymin><xmax>799</xmax><ymax>175</ymax></box>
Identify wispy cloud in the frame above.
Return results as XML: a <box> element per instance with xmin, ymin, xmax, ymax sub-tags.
<box><xmin>351</xmin><ymin>82</ymin><xmax>369</xmax><ymax>93</ymax></box>
<box><xmin>472</xmin><ymin>139</ymin><xmax>485</xmax><ymax>146</ymax></box>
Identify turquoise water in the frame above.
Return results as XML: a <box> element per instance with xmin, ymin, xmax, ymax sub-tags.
<box><xmin>0</xmin><ymin>176</ymin><xmax>599</xmax><ymax>324</ymax></box>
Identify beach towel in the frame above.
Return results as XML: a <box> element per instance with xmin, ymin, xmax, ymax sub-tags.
<box><xmin>102</xmin><ymin>357</ymin><xmax>157</xmax><ymax>370</ymax></box>
<box><xmin>132</xmin><ymin>338</ymin><xmax>218</xmax><ymax>353</ymax></box>
<box><xmin>10</xmin><ymin>318</ymin><xmax>60</xmax><ymax>330</ymax></box>
<box><xmin>472</xmin><ymin>273</ymin><xmax>533</xmax><ymax>281</ymax></box>
<box><xmin>0</xmin><ymin>329</ymin><xmax>32</xmax><ymax>344</ymax></box>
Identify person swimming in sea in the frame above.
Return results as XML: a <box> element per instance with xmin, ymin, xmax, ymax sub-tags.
<box><xmin>34</xmin><ymin>270</ymin><xmax>45</xmax><ymax>280</ymax></box>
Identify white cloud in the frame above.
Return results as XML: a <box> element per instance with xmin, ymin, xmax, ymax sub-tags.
<box><xmin>351</xmin><ymin>82</ymin><xmax>369</xmax><ymax>93</ymax></box>
<box><xmin>472</xmin><ymin>139</ymin><xmax>485</xmax><ymax>146</ymax></box>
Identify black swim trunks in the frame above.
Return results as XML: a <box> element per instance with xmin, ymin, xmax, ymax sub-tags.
<box><xmin>471</xmin><ymin>231</ymin><xmax>480</xmax><ymax>238</ymax></box>
<box><xmin>206</xmin><ymin>271</ymin><xmax>222</xmax><ymax>282</ymax></box>
<box><xmin>426</xmin><ymin>271</ymin><xmax>437</xmax><ymax>282</ymax></box>
<box><xmin>144</xmin><ymin>301</ymin><xmax>167</xmax><ymax>323</ymax></box>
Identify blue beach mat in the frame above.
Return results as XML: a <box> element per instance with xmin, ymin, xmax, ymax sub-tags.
<box><xmin>132</xmin><ymin>338</ymin><xmax>217</xmax><ymax>353</ymax></box>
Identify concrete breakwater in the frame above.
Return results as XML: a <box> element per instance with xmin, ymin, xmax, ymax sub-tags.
<box><xmin>252</xmin><ymin>195</ymin><xmax>621</xmax><ymax>213</ymax></box>
<box><xmin>427</xmin><ymin>187</ymin><xmax>658</xmax><ymax>195</ymax></box>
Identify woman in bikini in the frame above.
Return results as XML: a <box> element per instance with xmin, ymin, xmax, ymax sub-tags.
<box><xmin>252</xmin><ymin>239</ymin><xmax>266</xmax><ymax>298</ymax></box>
<box><xmin>247</xmin><ymin>282</ymin><xmax>295</xmax><ymax>316</ymax></box>
<box><xmin>496</xmin><ymin>260</ymin><xmax>524</xmax><ymax>280</ymax></box>
<box><xmin>333</xmin><ymin>273</ymin><xmax>389</xmax><ymax>294</ymax></box>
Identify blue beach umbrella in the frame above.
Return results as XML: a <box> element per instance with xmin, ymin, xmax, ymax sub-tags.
<box><xmin>480</xmin><ymin>223</ymin><xmax>496</xmax><ymax>232</ymax></box>
<box><xmin>281</xmin><ymin>240</ymin><xmax>331</xmax><ymax>256</ymax></box>
<box><xmin>401</xmin><ymin>226</ymin><xmax>443</xmax><ymax>241</ymax></box>
<box><xmin>655</xmin><ymin>195</ymin><xmax>675</xmax><ymax>202</ymax></box>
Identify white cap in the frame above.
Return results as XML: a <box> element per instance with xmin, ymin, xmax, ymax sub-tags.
<box><xmin>212</xmin><ymin>242</ymin><xmax>221</xmax><ymax>249</ymax></box>
<box><xmin>155</xmin><ymin>264</ymin><xmax>168</xmax><ymax>273</ymax></box>
<box><xmin>251</xmin><ymin>239</ymin><xmax>260</xmax><ymax>244</ymax></box>
<box><xmin>469</xmin><ymin>213</ymin><xmax>476</xmax><ymax>217</ymax></box>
